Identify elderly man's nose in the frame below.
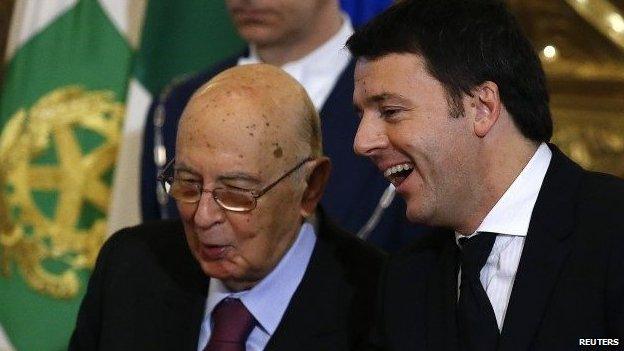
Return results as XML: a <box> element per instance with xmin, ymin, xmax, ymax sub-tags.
<box><xmin>193</xmin><ymin>192</ymin><xmax>225</xmax><ymax>228</ymax></box>
<box><xmin>354</xmin><ymin>115</ymin><xmax>386</xmax><ymax>157</ymax></box>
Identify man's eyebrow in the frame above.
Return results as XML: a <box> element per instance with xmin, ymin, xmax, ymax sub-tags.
<box><xmin>354</xmin><ymin>93</ymin><xmax>412</xmax><ymax>115</ymax></box>
<box><xmin>217</xmin><ymin>172</ymin><xmax>261</xmax><ymax>185</ymax></box>
<box><xmin>367</xmin><ymin>92</ymin><xmax>411</xmax><ymax>104</ymax></box>
<box><xmin>173</xmin><ymin>165</ymin><xmax>261</xmax><ymax>184</ymax></box>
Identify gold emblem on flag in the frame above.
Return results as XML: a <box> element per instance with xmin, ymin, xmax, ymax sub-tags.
<box><xmin>0</xmin><ymin>86</ymin><xmax>124</xmax><ymax>299</ymax></box>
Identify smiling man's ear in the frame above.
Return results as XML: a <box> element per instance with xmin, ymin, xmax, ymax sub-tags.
<box><xmin>471</xmin><ymin>81</ymin><xmax>501</xmax><ymax>138</ymax></box>
<box><xmin>300</xmin><ymin>157</ymin><xmax>331</xmax><ymax>217</ymax></box>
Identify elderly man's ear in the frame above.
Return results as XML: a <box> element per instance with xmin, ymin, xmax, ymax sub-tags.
<box><xmin>300</xmin><ymin>157</ymin><xmax>332</xmax><ymax>217</ymax></box>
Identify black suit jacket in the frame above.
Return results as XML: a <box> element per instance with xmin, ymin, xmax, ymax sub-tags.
<box><xmin>69</xmin><ymin>214</ymin><xmax>385</xmax><ymax>350</ymax></box>
<box><xmin>140</xmin><ymin>54</ymin><xmax>426</xmax><ymax>251</ymax></box>
<box><xmin>371</xmin><ymin>145</ymin><xmax>624</xmax><ymax>350</ymax></box>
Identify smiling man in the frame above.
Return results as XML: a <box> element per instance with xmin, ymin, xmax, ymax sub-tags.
<box><xmin>70</xmin><ymin>64</ymin><xmax>384</xmax><ymax>351</ymax></box>
<box><xmin>347</xmin><ymin>0</ymin><xmax>624</xmax><ymax>350</ymax></box>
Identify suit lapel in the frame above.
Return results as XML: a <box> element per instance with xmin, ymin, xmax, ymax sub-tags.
<box><xmin>499</xmin><ymin>145</ymin><xmax>583</xmax><ymax>350</ymax></box>
<box><xmin>157</xmin><ymin>226</ymin><xmax>209</xmax><ymax>351</ymax></box>
<box><xmin>426</xmin><ymin>230</ymin><xmax>461</xmax><ymax>351</ymax></box>
<box><xmin>161</xmin><ymin>284</ymin><xmax>207</xmax><ymax>351</ymax></box>
<box><xmin>266</xmin><ymin>221</ymin><xmax>351</xmax><ymax>351</ymax></box>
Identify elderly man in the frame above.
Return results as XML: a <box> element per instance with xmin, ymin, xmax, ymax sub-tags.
<box><xmin>347</xmin><ymin>0</ymin><xmax>624</xmax><ymax>350</ymax></box>
<box><xmin>141</xmin><ymin>0</ymin><xmax>421</xmax><ymax>250</ymax></box>
<box><xmin>70</xmin><ymin>64</ymin><xmax>384</xmax><ymax>351</ymax></box>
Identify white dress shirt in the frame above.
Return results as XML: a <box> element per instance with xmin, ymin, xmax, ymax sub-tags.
<box><xmin>455</xmin><ymin>142</ymin><xmax>552</xmax><ymax>330</ymax></box>
<box><xmin>237</xmin><ymin>14</ymin><xmax>354</xmax><ymax>110</ymax></box>
<box><xmin>197</xmin><ymin>222</ymin><xmax>317</xmax><ymax>351</ymax></box>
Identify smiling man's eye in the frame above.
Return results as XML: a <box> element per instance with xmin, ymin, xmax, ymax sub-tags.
<box><xmin>380</xmin><ymin>107</ymin><xmax>402</xmax><ymax>118</ymax></box>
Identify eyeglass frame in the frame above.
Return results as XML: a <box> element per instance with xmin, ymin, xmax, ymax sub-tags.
<box><xmin>156</xmin><ymin>156</ymin><xmax>315</xmax><ymax>212</ymax></box>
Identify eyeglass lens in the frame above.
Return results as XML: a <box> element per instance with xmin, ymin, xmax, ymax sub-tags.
<box><xmin>160</xmin><ymin>157</ymin><xmax>312</xmax><ymax>212</ymax></box>
<box><xmin>167</xmin><ymin>179</ymin><xmax>257</xmax><ymax>211</ymax></box>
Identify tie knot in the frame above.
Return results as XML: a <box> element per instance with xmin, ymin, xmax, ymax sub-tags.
<box><xmin>458</xmin><ymin>232</ymin><xmax>496</xmax><ymax>276</ymax></box>
<box><xmin>208</xmin><ymin>298</ymin><xmax>255</xmax><ymax>348</ymax></box>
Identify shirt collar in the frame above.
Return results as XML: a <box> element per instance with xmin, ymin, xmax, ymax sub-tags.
<box><xmin>237</xmin><ymin>13</ymin><xmax>353</xmax><ymax>107</ymax></box>
<box><xmin>239</xmin><ymin>13</ymin><xmax>352</xmax><ymax>68</ymax></box>
<box><xmin>280</xmin><ymin>13</ymin><xmax>353</xmax><ymax>79</ymax></box>
<box><xmin>204</xmin><ymin>221</ymin><xmax>317</xmax><ymax>335</ymax></box>
<box><xmin>456</xmin><ymin>142</ymin><xmax>552</xmax><ymax>243</ymax></box>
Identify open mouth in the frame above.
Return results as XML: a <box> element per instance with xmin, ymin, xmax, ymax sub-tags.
<box><xmin>199</xmin><ymin>244</ymin><xmax>231</xmax><ymax>261</ymax></box>
<box><xmin>383</xmin><ymin>163</ymin><xmax>414</xmax><ymax>187</ymax></box>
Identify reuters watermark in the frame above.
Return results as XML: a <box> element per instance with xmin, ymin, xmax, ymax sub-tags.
<box><xmin>579</xmin><ymin>338</ymin><xmax>620</xmax><ymax>347</ymax></box>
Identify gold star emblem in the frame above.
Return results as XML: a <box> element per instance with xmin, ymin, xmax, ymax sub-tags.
<box><xmin>0</xmin><ymin>86</ymin><xmax>124</xmax><ymax>298</ymax></box>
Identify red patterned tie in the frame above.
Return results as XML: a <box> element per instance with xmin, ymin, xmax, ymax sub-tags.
<box><xmin>204</xmin><ymin>298</ymin><xmax>255</xmax><ymax>351</ymax></box>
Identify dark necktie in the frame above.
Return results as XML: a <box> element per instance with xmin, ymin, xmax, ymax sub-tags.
<box><xmin>204</xmin><ymin>298</ymin><xmax>255</xmax><ymax>351</ymax></box>
<box><xmin>457</xmin><ymin>232</ymin><xmax>499</xmax><ymax>351</ymax></box>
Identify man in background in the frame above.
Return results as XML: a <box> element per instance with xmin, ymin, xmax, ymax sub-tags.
<box><xmin>71</xmin><ymin>64</ymin><xmax>384</xmax><ymax>350</ymax></box>
<box><xmin>141</xmin><ymin>0</ymin><xmax>424</xmax><ymax>250</ymax></box>
<box><xmin>348</xmin><ymin>0</ymin><xmax>624</xmax><ymax>349</ymax></box>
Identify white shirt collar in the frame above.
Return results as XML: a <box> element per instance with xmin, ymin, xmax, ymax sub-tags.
<box><xmin>237</xmin><ymin>13</ymin><xmax>354</xmax><ymax>110</ymax></box>
<box><xmin>456</xmin><ymin>142</ymin><xmax>552</xmax><ymax>242</ymax></box>
<box><xmin>204</xmin><ymin>221</ymin><xmax>316</xmax><ymax>336</ymax></box>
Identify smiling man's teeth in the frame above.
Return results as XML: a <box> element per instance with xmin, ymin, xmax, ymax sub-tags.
<box><xmin>384</xmin><ymin>163</ymin><xmax>414</xmax><ymax>178</ymax></box>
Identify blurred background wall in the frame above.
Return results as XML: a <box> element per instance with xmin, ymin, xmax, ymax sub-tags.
<box><xmin>509</xmin><ymin>0</ymin><xmax>624</xmax><ymax>178</ymax></box>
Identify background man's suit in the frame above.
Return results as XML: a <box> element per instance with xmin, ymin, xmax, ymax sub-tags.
<box><xmin>371</xmin><ymin>146</ymin><xmax>624</xmax><ymax>350</ymax></box>
<box><xmin>140</xmin><ymin>54</ymin><xmax>423</xmax><ymax>251</ymax></box>
<box><xmin>69</xmin><ymin>213</ymin><xmax>385</xmax><ymax>351</ymax></box>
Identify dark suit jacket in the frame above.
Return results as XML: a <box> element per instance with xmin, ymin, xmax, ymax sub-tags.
<box><xmin>140</xmin><ymin>54</ymin><xmax>426</xmax><ymax>251</ymax></box>
<box><xmin>69</xmin><ymin>213</ymin><xmax>386</xmax><ymax>350</ymax></box>
<box><xmin>370</xmin><ymin>145</ymin><xmax>624</xmax><ymax>351</ymax></box>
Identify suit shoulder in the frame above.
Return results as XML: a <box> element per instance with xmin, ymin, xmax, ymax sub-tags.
<box><xmin>577</xmin><ymin>171</ymin><xmax>624</xmax><ymax>240</ymax></box>
<box><xmin>106</xmin><ymin>219</ymin><xmax>184</xmax><ymax>244</ymax></box>
<box><xmin>101</xmin><ymin>220</ymin><xmax>186</xmax><ymax>262</ymax></box>
<box><xmin>321</xmin><ymin>223</ymin><xmax>387</xmax><ymax>273</ymax></box>
<box><xmin>577</xmin><ymin>171</ymin><xmax>624</xmax><ymax>224</ymax></box>
<box><xmin>580</xmin><ymin>171</ymin><xmax>624</xmax><ymax>202</ymax></box>
<box><xmin>96</xmin><ymin>220</ymin><xmax>203</xmax><ymax>291</ymax></box>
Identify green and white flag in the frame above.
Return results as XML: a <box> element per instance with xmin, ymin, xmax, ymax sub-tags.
<box><xmin>1</xmin><ymin>1</ymin><xmax>243</xmax><ymax>349</ymax></box>
<box><xmin>0</xmin><ymin>0</ymin><xmax>143</xmax><ymax>350</ymax></box>
<box><xmin>107</xmin><ymin>1</ymin><xmax>243</xmax><ymax>234</ymax></box>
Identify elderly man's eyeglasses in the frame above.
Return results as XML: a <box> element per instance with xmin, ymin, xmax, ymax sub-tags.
<box><xmin>157</xmin><ymin>157</ymin><xmax>314</xmax><ymax>212</ymax></box>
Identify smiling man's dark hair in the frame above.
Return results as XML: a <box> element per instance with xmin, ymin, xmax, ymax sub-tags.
<box><xmin>346</xmin><ymin>0</ymin><xmax>552</xmax><ymax>142</ymax></box>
